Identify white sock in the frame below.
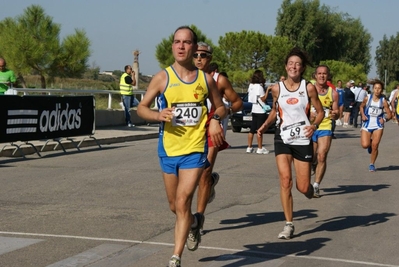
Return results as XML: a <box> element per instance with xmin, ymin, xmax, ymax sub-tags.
<box><xmin>313</xmin><ymin>182</ymin><xmax>319</xmax><ymax>188</ymax></box>
<box><xmin>172</xmin><ymin>254</ymin><xmax>180</xmax><ymax>260</ymax></box>
<box><xmin>286</xmin><ymin>221</ymin><xmax>293</xmax><ymax>225</ymax></box>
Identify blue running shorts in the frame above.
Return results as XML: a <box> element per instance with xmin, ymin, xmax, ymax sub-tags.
<box><xmin>159</xmin><ymin>152</ymin><xmax>209</xmax><ymax>176</ymax></box>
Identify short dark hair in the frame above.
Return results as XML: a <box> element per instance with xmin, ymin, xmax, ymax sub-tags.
<box><xmin>372</xmin><ymin>79</ymin><xmax>384</xmax><ymax>90</ymax></box>
<box><xmin>209</xmin><ymin>62</ymin><xmax>219</xmax><ymax>73</ymax></box>
<box><xmin>251</xmin><ymin>69</ymin><xmax>265</xmax><ymax>84</ymax></box>
<box><xmin>174</xmin><ymin>26</ymin><xmax>197</xmax><ymax>44</ymax></box>
<box><xmin>124</xmin><ymin>65</ymin><xmax>131</xmax><ymax>72</ymax></box>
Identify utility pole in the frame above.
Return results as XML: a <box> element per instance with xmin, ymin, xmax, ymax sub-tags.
<box><xmin>132</xmin><ymin>50</ymin><xmax>140</xmax><ymax>90</ymax></box>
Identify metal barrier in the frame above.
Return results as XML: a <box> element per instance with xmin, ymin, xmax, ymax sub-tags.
<box><xmin>12</xmin><ymin>88</ymin><xmax>146</xmax><ymax>110</ymax></box>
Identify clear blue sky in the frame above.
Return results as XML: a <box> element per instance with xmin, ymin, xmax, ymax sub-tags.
<box><xmin>1</xmin><ymin>0</ymin><xmax>397</xmax><ymax>78</ymax></box>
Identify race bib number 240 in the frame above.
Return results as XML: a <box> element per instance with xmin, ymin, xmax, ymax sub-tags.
<box><xmin>171</xmin><ymin>102</ymin><xmax>202</xmax><ymax>126</ymax></box>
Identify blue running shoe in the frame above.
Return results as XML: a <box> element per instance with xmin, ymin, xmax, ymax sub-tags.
<box><xmin>369</xmin><ymin>164</ymin><xmax>376</xmax><ymax>172</ymax></box>
<box><xmin>367</xmin><ymin>146</ymin><xmax>372</xmax><ymax>154</ymax></box>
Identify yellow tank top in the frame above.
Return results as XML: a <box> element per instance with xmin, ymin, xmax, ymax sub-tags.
<box><xmin>158</xmin><ymin>66</ymin><xmax>209</xmax><ymax>157</ymax></box>
<box><xmin>318</xmin><ymin>87</ymin><xmax>334</xmax><ymax>130</ymax></box>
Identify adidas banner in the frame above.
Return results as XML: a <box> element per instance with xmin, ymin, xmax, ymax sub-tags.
<box><xmin>0</xmin><ymin>95</ymin><xmax>95</xmax><ymax>143</ymax></box>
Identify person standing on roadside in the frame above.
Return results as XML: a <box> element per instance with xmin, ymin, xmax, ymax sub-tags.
<box><xmin>257</xmin><ymin>47</ymin><xmax>324</xmax><ymax>240</ymax></box>
<box><xmin>350</xmin><ymin>80</ymin><xmax>367</xmax><ymax>128</ymax></box>
<box><xmin>0</xmin><ymin>57</ymin><xmax>17</xmax><ymax>95</ymax></box>
<box><xmin>336</xmin><ymin>80</ymin><xmax>345</xmax><ymax>125</ymax></box>
<box><xmin>247</xmin><ymin>70</ymin><xmax>270</xmax><ymax>155</ymax></box>
<box><xmin>360</xmin><ymin>80</ymin><xmax>392</xmax><ymax>172</ymax></box>
<box><xmin>120</xmin><ymin>65</ymin><xmax>136</xmax><ymax>127</ymax></box>
<box><xmin>137</xmin><ymin>26</ymin><xmax>226</xmax><ymax>267</ymax></box>
<box><xmin>343</xmin><ymin>81</ymin><xmax>356</xmax><ymax>127</ymax></box>
<box><xmin>310</xmin><ymin>65</ymin><xmax>339</xmax><ymax>198</ymax></box>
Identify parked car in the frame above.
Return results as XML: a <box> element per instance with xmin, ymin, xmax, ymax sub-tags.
<box><xmin>230</xmin><ymin>91</ymin><xmax>275</xmax><ymax>133</ymax></box>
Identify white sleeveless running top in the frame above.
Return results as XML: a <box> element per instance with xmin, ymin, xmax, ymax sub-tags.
<box><xmin>276</xmin><ymin>79</ymin><xmax>311</xmax><ymax>145</ymax></box>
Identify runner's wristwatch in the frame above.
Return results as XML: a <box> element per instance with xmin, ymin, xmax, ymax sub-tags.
<box><xmin>212</xmin><ymin>114</ymin><xmax>221</xmax><ymax>121</ymax></box>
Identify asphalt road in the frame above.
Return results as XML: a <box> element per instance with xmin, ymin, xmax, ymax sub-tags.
<box><xmin>0</xmin><ymin>122</ymin><xmax>398</xmax><ymax>267</ymax></box>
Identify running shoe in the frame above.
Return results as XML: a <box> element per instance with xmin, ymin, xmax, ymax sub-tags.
<box><xmin>278</xmin><ymin>223</ymin><xmax>295</xmax><ymax>239</ymax></box>
<box><xmin>168</xmin><ymin>255</ymin><xmax>181</xmax><ymax>267</ymax></box>
<box><xmin>208</xmin><ymin>172</ymin><xmax>219</xmax><ymax>204</ymax></box>
<box><xmin>256</xmin><ymin>147</ymin><xmax>270</xmax><ymax>154</ymax></box>
<box><xmin>246</xmin><ymin>147</ymin><xmax>253</xmax><ymax>153</ymax></box>
<box><xmin>187</xmin><ymin>213</ymin><xmax>203</xmax><ymax>251</ymax></box>
<box><xmin>369</xmin><ymin>164</ymin><xmax>376</xmax><ymax>172</ymax></box>
<box><xmin>313</xmin><ymin>185</ymin><xmax>320</xmax><ymax>198</ymax></box>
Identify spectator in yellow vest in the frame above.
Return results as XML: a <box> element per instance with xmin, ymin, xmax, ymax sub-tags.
<box><xmin>119</xmin><ymin>65</ymin><xmax>136</xmax><ymax>127</ymax></box>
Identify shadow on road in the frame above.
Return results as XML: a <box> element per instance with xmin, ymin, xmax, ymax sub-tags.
<box><xmin>297</xmin><ymin>212</ymin><xmax>396</xmax><ymax>237</ymax></box>
<box><xmin>200</xmin><ymin>237</ymin><xmax>331</xmax><ymax>266</ymax></box>
<box><xmin>203</xmin><ymin>209</ymin><xmax>318</xmax><ymax>235</ymax></box>
<box><xmin>322</xmin><ymin>184</ymin><xmax>390</xmax><ymax>196</ymax></box>
<box><xmin>376</xmin><ymin>165</ymin><xmax>399</xmax><ymax>171</ymax></box>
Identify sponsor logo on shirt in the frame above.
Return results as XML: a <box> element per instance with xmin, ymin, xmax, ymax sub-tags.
<box><xmin>286</xmin><ymin>98</ymin><xmax>299</xmax><ymax>105</ymax></box>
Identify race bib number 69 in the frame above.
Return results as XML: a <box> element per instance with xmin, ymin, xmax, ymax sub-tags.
<box><xmin>281</xmin><ymin>120</ymin><xmax>307</xmax><ymax>144</ymax></box>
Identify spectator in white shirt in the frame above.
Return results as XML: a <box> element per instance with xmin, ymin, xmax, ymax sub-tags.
<box><xmin>349</xmin><ymin>80</ymin><xmax>367</xmax><ymax>128</ymax></box>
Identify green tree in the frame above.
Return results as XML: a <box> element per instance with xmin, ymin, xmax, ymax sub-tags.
<box><xmin>112</xmin><ymin>70</ymin><xmax>123</xmax><ymax>78</ymax></box>
<box><xmin>83</xmin><ymin>62</ymin><xmax>101</xmax><ymax>80</ymax></box>
<box><xmin>275</xmin><ymin>0</ymin><xmax>372</xmax><ymax>73</ymax></box>
<box><xmin>267</xmin><ymin>35</ymin><xmax>294</xmax><ymax>81</ymax></box>
<box><xmin>154</xmin><ymin>26</ymin><xmax>292</xmax><ymax>87</ymax></box>
<box><xmin>52</xmin><ymin>29</ymin><xmax>91</xmax><ymax>79</ymax></box>
<box><xmin>219</xmin><ymin>30</ymin><xmax>270</xmax><ymax>72</ymax></box>
<box><xmin>375</xmin><ymin>34</ymin><xmax>399</xmax><ymax>84</ymax></box>
<box><xmin>0</xmin><ymin>5</ymin><xmax>91</xmax><ymax>88</ymax></box>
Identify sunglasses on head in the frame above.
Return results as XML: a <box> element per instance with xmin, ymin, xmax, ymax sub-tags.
<box><xmin>193</xmin><ymin>53</ymin><xmax>209</xmax><ymax>59</ymax></box>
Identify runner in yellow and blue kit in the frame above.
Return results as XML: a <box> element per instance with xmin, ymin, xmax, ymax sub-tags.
<box><xmin>137</xmin><ymin>26</ymin><xmax>226</xmax><ymax>267</ymax></box>
<box><xmin>310</xmin><ymin>65</ymin><xmax>339</xmax><ymax>198</ymax></box>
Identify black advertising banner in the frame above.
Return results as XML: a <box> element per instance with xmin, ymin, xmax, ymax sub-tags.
<box><xmin>0</xmin><ymin>95</ymin><xmax>95</xmax><ymax>143</ymax></box>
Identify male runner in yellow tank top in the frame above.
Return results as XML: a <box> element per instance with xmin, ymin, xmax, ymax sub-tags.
<box><xmin>310</xmin><ymin>65</ymin><xmax>339</xmax><ymax>198</ymax></box>
<box><xmin>137</xmin><ymin>26</ymin><xmax>226</xmax><ymax>267</ymax></box>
